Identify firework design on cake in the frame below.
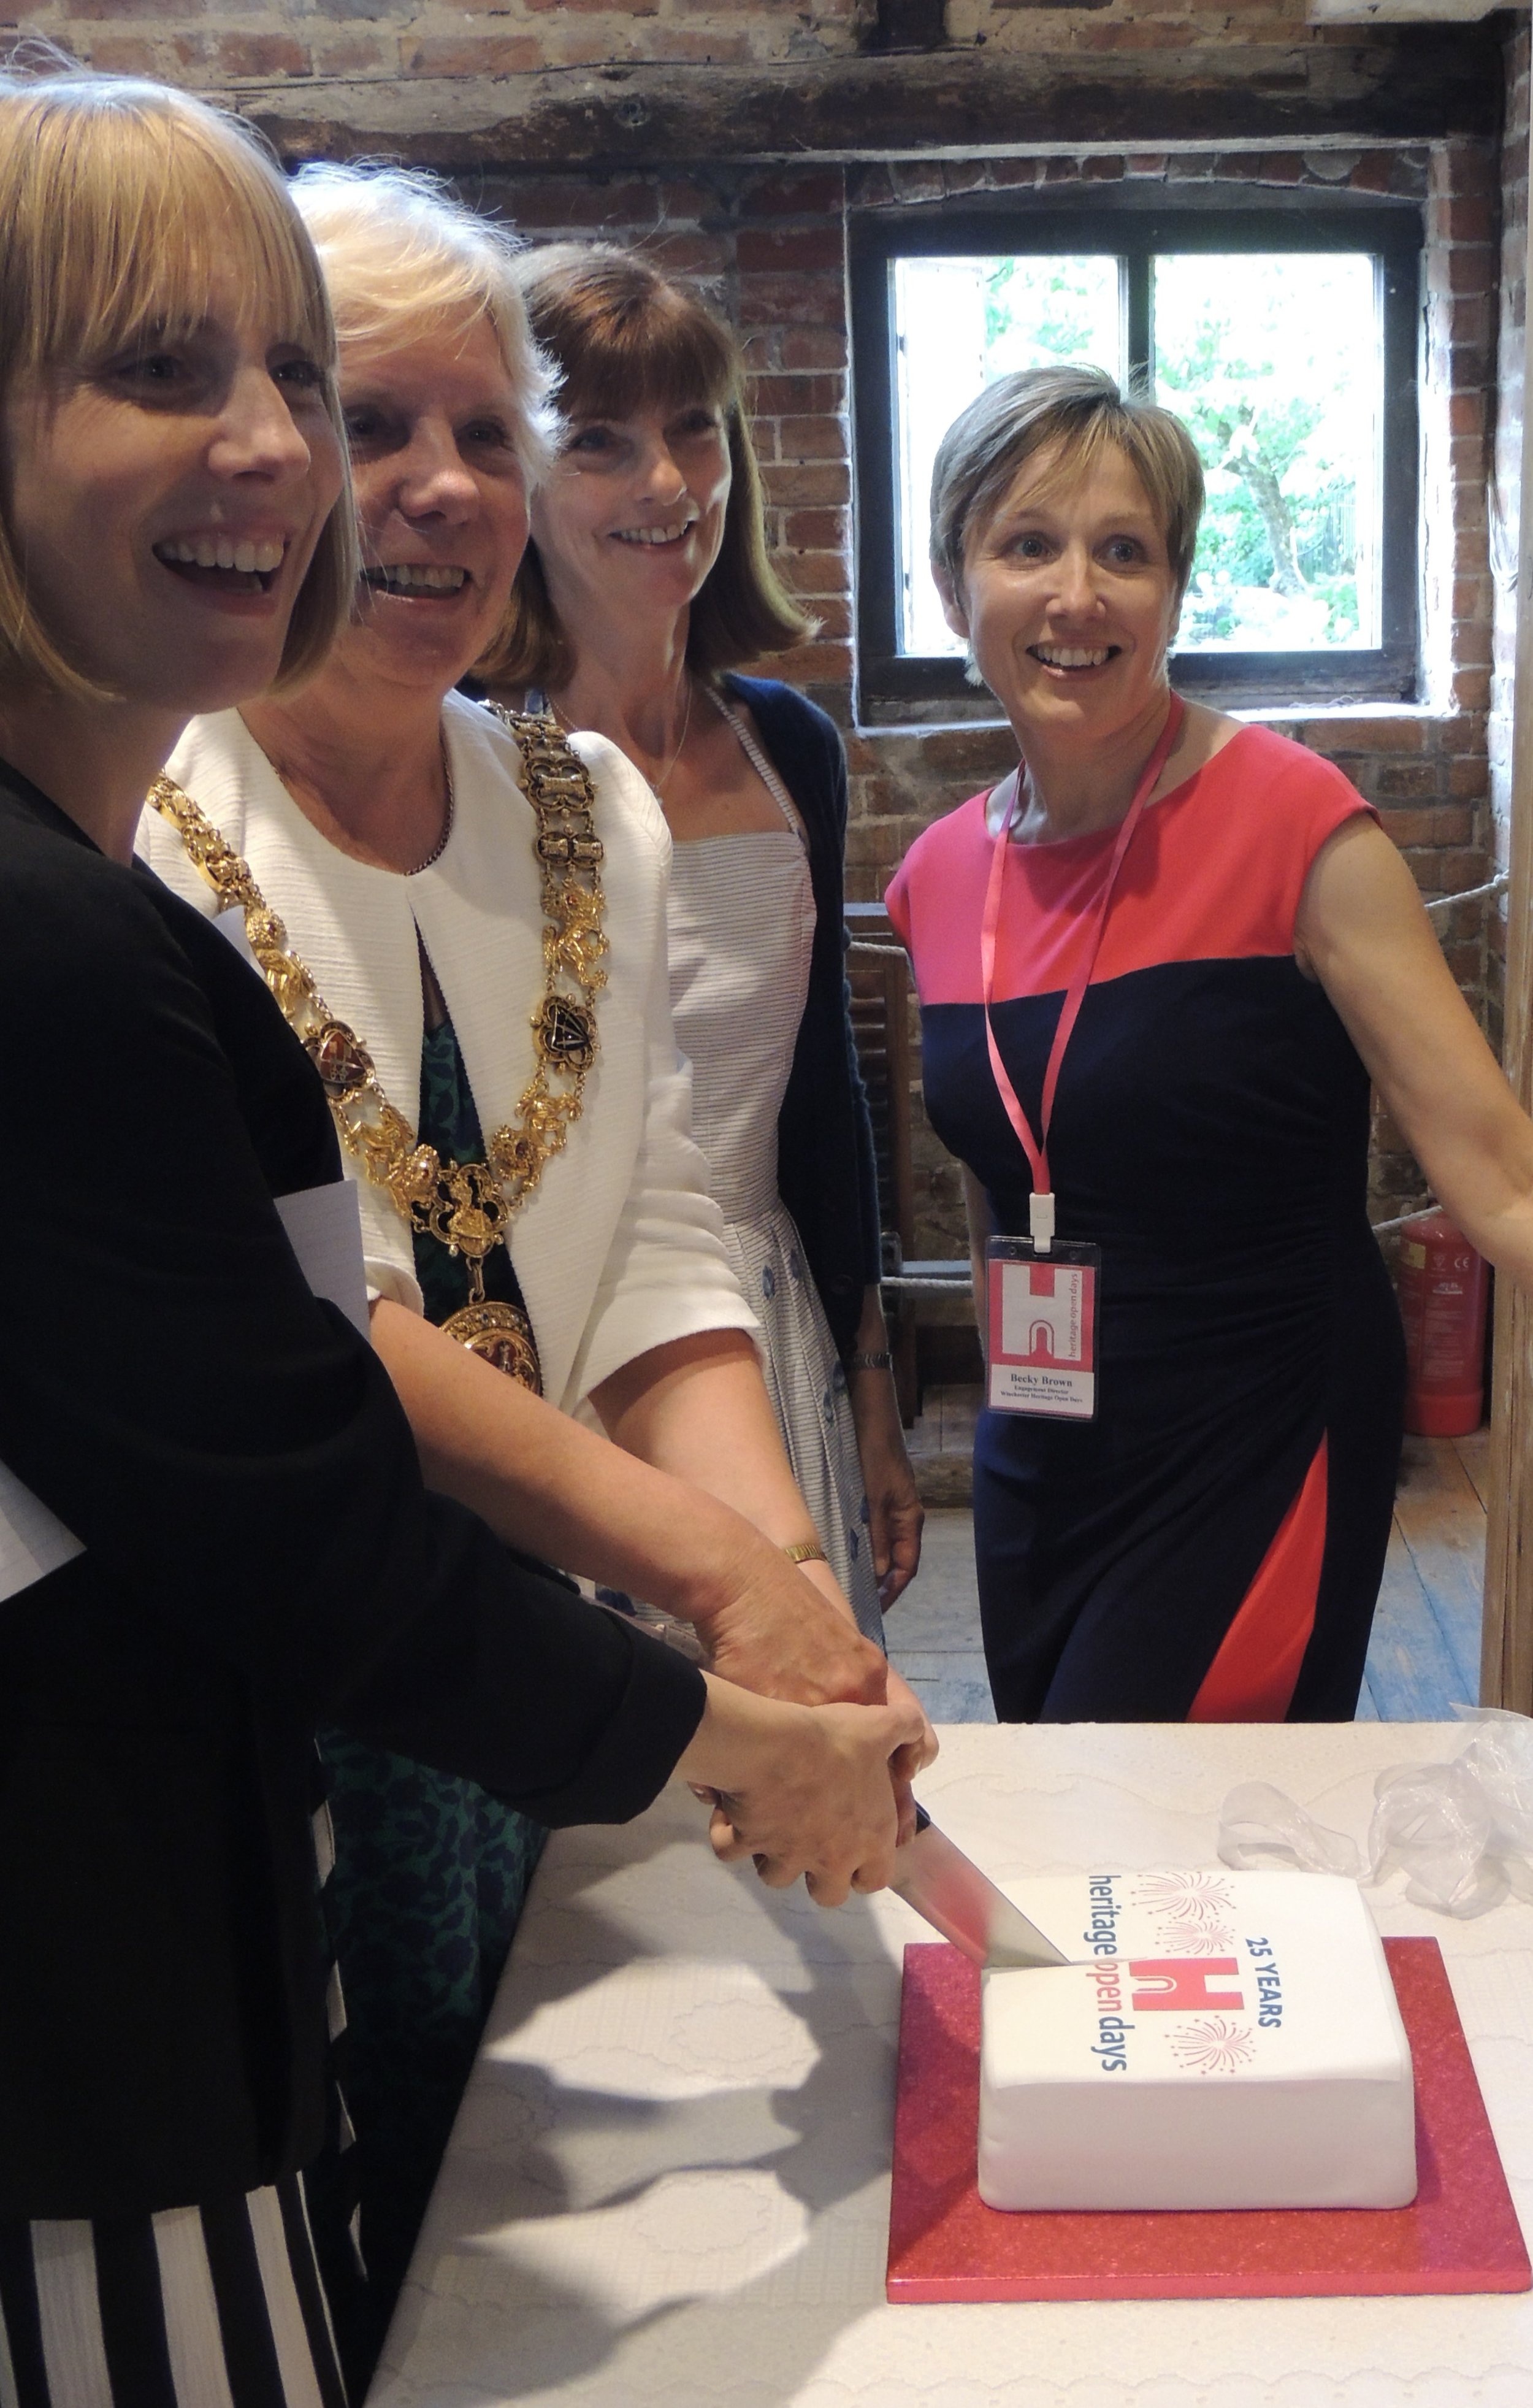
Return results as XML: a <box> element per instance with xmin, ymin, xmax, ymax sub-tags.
<box><xmin>1130</xmin><ymin>1870</ymin><xmax>1237</xmax><ymax>1954</ymax></box>
<box><xmin>1169</xmin><ymin>2017</ymin><xmax>1258</xmax><ymax>2076</ymax></box>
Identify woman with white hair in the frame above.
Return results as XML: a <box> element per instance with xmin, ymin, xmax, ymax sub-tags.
<box><xmin>138</xmin><ymin>161</ymin><xmax>932</xmax><ymax>2361</ymax></box>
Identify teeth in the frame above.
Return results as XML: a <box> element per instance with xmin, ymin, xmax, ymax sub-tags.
<box><xmin>368</xmin><ymin>563</ymin><xmax>468</xmax><ymax>592</ymax></box>
<box><xmin>613</xmin><ymin>522</ymin><xmax>692</xmax><ymax>546</ymax></box>
<box><xmin>157</xmin><ymin>537</ymin><xmax>285</xmax><ymax>573</ymax></box>
<box><xmin>1036</xmin><ymin>646</ymin><xmax>1112</xmax><ymax>669</ymax></box>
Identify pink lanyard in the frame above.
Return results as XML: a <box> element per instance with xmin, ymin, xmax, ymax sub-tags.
<box><xmin>979</xmin><ymin>694</ymin><xmax>1185</xmax><ymax>1254</ymax></box>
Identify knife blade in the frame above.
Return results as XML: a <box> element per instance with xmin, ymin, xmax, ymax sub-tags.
<box><xmin>890</xmin><ymin>1806</ymin><xmax>1071</xmax><ymax>1969</ymax></box>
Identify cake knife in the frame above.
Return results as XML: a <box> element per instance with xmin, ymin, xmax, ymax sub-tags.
<box><xmin>891</xmin><ymin>1806</ymin><xmax>1072</xmax><ymax>1969</ymax></box>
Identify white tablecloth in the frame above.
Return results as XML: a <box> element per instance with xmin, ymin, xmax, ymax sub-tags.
<box><xmin>369</xmin><ymin>1722</ymin><xmax>1533</xmax><ymax>2408</ymax></box>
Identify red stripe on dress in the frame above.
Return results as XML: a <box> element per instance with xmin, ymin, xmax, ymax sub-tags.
<box><xmin>1188</xmin><ymin>1436</ymin><xmax>1328</xmax><ymax>1722</ymax></box>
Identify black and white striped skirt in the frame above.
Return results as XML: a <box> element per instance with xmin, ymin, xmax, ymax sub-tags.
<box><xmin>0</xmin><ymin>2176</ymin><xmax>348</xmax><ymax>2408</ymax></box>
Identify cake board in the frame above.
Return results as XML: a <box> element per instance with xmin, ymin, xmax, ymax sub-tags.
<box><xmin>887</xmin><ymin>1936</ymin><xmax>1531</xmax><ymax>2304</ymax></box>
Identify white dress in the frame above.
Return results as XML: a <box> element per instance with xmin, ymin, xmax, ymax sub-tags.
<box><xmin>666</xmin><ymin>713</ymin><xmax>884</xmax><ymax>1646</ymax></box>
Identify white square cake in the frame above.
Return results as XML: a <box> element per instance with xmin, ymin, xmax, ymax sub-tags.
<box><xmin>977</xmin><ymin>1869</ymin><xmax>1416</xmax><ymax>2212</ymax></box>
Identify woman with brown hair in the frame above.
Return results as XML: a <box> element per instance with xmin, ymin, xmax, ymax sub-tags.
<box><xmin>889</xmin><ymin>362</ymin><xmax>1533</xmax><ymax>1727</ymax></box>
<box><xmin>499</xmin><ymin>242</ymin><xmax>923</xmax><ymax>1646</ymax></box>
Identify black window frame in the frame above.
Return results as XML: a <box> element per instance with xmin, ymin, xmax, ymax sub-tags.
<box><xmin>850</xmin><ymin>196</ymin><xmax>1423</xmax><ymax>721</ymax></box>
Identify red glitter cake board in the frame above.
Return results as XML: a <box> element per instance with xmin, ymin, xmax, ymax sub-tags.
<box><xmin>887</xmin><ymin>1938</ymin><xmax>1531</xmax><ymax>2303</ymax></box>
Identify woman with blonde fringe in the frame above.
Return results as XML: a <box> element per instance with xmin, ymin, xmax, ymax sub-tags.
<box><xmin>0</xmin><ymin>74</ymin><xmax>924</xmax><ymax>2404</ymax></box>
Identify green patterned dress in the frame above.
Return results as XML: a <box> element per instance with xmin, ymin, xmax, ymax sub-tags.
<box><xmin>320</xmin><ymin>1014</ymin><xmax>548</xmax><ymax>2353</ymax></box>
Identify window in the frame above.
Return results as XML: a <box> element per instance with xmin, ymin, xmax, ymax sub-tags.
<box><xmin>851</xmin><ymin>202</ymin><xmax>1422</xmax><ymax>718</ymax></box>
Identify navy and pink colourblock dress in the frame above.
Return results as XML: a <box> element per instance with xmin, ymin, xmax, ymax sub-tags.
<box><xmin>885</xmin><ymin>722</ymin><xmax>1406</xmax><ymax>1724</ymax></box>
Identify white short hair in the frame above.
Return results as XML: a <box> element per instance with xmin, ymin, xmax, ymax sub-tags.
<box><xmin>289</xmin><ymin>161</ymin><xmax>559</xmax><ymax>487</ymax></box>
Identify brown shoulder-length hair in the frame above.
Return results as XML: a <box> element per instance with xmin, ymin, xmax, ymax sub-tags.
<box><xmin>483</xmin><ymin>242</ymin><xmax>811</xmax><ymax>688</ymax></box>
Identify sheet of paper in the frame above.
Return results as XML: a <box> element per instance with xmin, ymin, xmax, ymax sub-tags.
<box><xmin>215</xmin><ymin>902</ymin><xmax>262</xmax><ymax>976</ymax></box>
<box><xmin>275</xmin><ymin>1179</ymin><xmax>371</xmax><ymax>1338</ymax></box>
<box><xmin>0</xmin><ymin>1460</ymin><xmax>83</xmax><ymax>1605</ymax></box>
<box><xmin>0</xmin><ymin>1181</ymin><xmax>370</xmax><ymax>1603</ymax></box>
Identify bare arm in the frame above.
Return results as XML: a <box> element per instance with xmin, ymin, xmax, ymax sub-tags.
<box><xmin>845</xmin><ymin>1283</ymin><xmax>923</xmax><ymax>1609</ymax></box>
<box><xmin>371</xmin><ymin>1302</ymin><xmax>889</xmax><ymax>1708</ymax></box>
<box><xmin>591</xmin><ymin>1326</ymin><xmax>937</xmax><ymax>1772</ymax></box>
<box><xmin>1297</xmin><ymin>815</ymin><xmax>1533</xmax><ymax>1279</ymax></box>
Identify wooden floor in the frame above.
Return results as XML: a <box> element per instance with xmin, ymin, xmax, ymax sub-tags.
<box><xmin>893</xmin><ymin>1389</ymin><xmax>1488</xmax><ymax>1723</ymax></box>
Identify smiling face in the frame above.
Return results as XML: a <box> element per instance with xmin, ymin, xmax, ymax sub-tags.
<box><xmin>940</xmin><ymin>440</ymin><xmax>1181</xmax><ymax>754</ymax></box>
<box><xmin>4</xmin><ymin>277</ymin><xmax>343</xmax><ymax>716</ymax></box>
<box><xmin>326</xmin><ymin>312</ymin><xmax>532</xmax><ymax>703</ymax></box>
<box><xmin>527</xmin><ymin>397</ymin><xmax>733</xmax><ymax>650</ymax></box>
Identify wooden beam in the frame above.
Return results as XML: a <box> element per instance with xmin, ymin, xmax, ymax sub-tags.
<box><xmin>1483</xmin><ymin>88</ymin><xmax>1533</xmax><ymax>1716</ymax></box>
<box><xmin>247</xmin><ymin>28</ymin><xmax>1502</xmax><ymax>171</ymax></box>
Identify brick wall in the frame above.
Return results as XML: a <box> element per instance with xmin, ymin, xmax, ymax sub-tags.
<box><xmin>1489</xmin><ymin>19</ymin><xmax>1529</xmax><ymax>1065</ymax></box>
<box><xmin>21</xmin><ymin>1</ymin><xmax>1515</xmax><ymax>1257</ymax></box>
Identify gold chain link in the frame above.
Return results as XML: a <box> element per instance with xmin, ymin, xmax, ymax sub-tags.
<box><xmin>146</xmin><ymin>707</ymin><xmax>608</xmax><ymax>1280</ymax></box>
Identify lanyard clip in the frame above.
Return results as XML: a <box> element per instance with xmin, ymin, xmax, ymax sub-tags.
<box><xmin>1029</xmin><ymin>1191</ymin><xmax>1056</xmax><ymax>1255</ymax></box>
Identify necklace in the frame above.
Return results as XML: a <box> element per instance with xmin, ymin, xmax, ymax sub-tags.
<box><xmin>546</xmin><ymin>675</ymin><xmax>693</xmax><ymax>796</ymax></box>
<box><xmin>147</xmin><ymin>705</ymin><xmax>606</xmax><ymax>1387</ymax></box>
<box><xmin>407</xmin><ymin>735</ymin><xmax>455</xmax><ymax>875</ymax></box>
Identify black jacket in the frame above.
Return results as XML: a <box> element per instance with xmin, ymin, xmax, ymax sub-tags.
<box><xmin>724</xmin><ymin>677</ymin><xmax>883</xmax><ymax>1357</ymax></box>
<box><xmin>0</xmin><ymin>764</ymin><xmax>705</xmax><ymax>2220</ymax></box>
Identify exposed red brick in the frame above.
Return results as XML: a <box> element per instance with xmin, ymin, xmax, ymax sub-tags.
<box><xmin>779</xmin><ymin>329</ymin><xmax>849</xmax><ymax>370</ymax></box>
<box><xmin>736</xmin><ymin>272</ymin><xmax>845</xmax><ymax>328</ymax></box>
<box><xmin>1444</xmin><ymin>194</ymin><xmax>1496</xmax><ymax>245</ymax></box>
<box><xmin>173</xmin><ymin>29</ymin><xmax>309</xmax><ymax>76</ymax></box>
<box><xmin>775</xmin><ymin>413</ymin><xmax>849</xmax><ymax>464</ymax></box>
<box><xmin>781</xmin><ymin>507</ymin><xmax>848</xmax><ymax>550</ymax></box>
<box><xmin>1451</xmin><ymin>391</ymin><xmax>1489</xmax><ymax>437</ymax></box>
<box><xmin>1345</xmin><ymin>153</ymin><xmax>1397</xmax><ymax>194</ymax></box>
<box><xmin>1310</xmin><ymin>717</ymin><xmax>1426</xmax><ymax>756</ymax></box>
<box><xmin>1453</xmin><ymin>669</ymin><xmax>1493</xmax><ymax>710</ymax></box>
<box><xmin>1380</xmin><ymin>805</ymin><xmax>1470</xmax><ymax>845</ymax></box>
<box><xmin>402</xmin><ymin>33</ymin><xmax>541</xmax><ymax>75</ymax></box>
<box><xmin>310</xmin><ymin>28</ymin><xmax>389</xmax><ymax>74</ymax></box>
<box><xmin>82</xmin><ymin>31</ymin><xmax>161</xmax><ymax>71</ymax></box>
<box><xmin>749</xmin><ymin>373</ymin><xmax>845</xmax><ymax>414</ymax></box>
<box><xmin>771</xmin><ymin>638</ymin><xmax>854</xmax><ymax>683</ymax></box>
<box><xmin>644</xmin><ymin>230</ymin><xmax>733</xmax><ymax>277</ymax></box>
<box><xmin>1125</xmin><ymin>153</ymin><xmax>1169</xmax><ymax>177</ymax></box>
<box><xmin>744</xmin><ymin>171</ymin><xmax>844</xmax><ymax>218</ymax></box>
<box><xmin>1372</xmin><ymin>763</ymin><xmax>1441</xmax><ymax>803</ymax></box>
<box><xmin>736</xmin><ymin>224</ymin><xmax>845</xmax><ymax>274</ymax></box>
<box><xmin>1447</xmin><ymin>756</ymin><xmax>1490</xmax><ymax>799</ymax></box>
<box><xmin>759</xmin><ymin>459</ymin><xmax>851</xmax><ymax>507</ymax></box>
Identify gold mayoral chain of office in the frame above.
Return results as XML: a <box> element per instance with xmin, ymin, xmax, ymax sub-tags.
<box><xmin>145</xmin><ymin>708</ymin><xmax>607</xmax><ymax>1390</ymax></box>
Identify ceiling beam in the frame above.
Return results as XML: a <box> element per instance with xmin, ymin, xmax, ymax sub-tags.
<box><xmin>244</xmin><ymin>28</ymin><xmax>1504</xmax><ymax>172</ymax></box>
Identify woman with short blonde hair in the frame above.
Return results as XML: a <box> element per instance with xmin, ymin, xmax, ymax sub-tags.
<box><xmin>0</xmin><ymin>80</ymin><xmax>923</xmax><ymax>2406</ymax></box>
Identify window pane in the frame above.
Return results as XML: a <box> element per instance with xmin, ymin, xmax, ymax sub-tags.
<box><xmin>892</xmin><ymin>255</ymin><xmax>1121</xmax><ymax>655</ymax></box>
<box><xmin>1153</xmin><ymin>253</ymin><xmax>1381</xmax><ymax>653</ymax></box>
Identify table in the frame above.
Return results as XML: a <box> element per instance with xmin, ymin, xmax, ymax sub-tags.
<box><xmin>368</xmin><ymin>1723</ymin><xmax>1533</xmax><ymax>2407</ymax></box>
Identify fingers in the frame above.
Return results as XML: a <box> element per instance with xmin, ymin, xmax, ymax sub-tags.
<box><xmin>884</xmin><ymin>1666</ymin><xmax>939</xmax><ymax>1771</ymax></box>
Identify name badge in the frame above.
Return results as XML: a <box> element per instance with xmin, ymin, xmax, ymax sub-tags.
<box><xmin>985</xmin><ymin>1235</ymin><xmax>1101</xmax><ymax>1422</ymax></box>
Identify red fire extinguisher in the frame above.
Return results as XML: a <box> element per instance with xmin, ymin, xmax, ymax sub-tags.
<box><xmin>1395</xmin><ymin>1209</ymin><xmax>1489</xmax><ymax>1437</ymax></box>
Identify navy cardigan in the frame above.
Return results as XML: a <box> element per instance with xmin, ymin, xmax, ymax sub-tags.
<box><xmin>723</xmin><ymin>675</ymin><xmax>884</xmax><ymax>1359</ymax></box>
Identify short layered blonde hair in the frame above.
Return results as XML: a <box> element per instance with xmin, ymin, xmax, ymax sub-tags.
<box><xmin>0</xmin><ymin>69</ymin><xmax>354</xmax><ymax>699</ymax></box>
<box><xmin>489</xmin><ymin>242</ymin><xmax>811</xmax><ymax>690</ymax></box>
<box><xmin>290</xmin><ymin>163</ymin><xmax>559</xmax><ymax>489</ymax></box>
<box><xmin>931</xmin><ymin>365</ymin><xmax>1205</xmax><ymax>606</ymax></box>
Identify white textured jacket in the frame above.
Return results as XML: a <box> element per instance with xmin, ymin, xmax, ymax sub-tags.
<box><xmin>138</xmin><ymin>695</ymin><xmax>757</xmax><ymax>1417</ymax></box>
